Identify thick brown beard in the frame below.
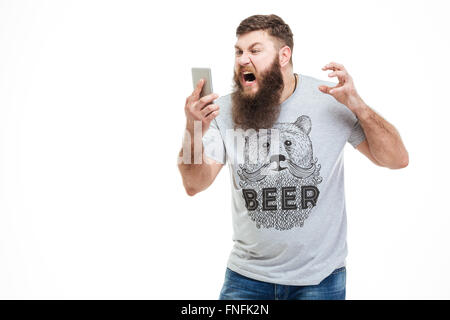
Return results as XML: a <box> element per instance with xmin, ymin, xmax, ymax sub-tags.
<box><xmin>232</xmin><ymin>55</ymin><xmax>284</xmax><ymax>130</ymax></box>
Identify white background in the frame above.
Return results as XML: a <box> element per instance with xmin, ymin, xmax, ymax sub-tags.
<box><xmin>1</xmin><ymin>0</ymin><xmax>449</xmax><ymax>299</ymax></box>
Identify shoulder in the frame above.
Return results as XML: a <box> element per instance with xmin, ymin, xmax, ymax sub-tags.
<box><xmin>214</xmin><ymin>93</ymin><xmax>232</xmax><ymax>110</ymax></box>
<box><xmin>214</xmin><ymin>93</ymin><xmax>233</xmax><ymax>119</ymax></box>
<box><xmin>298</xmin><ymin>73</ymin><xmax>357</xmax><ymax>124</ymax></box>
<box><xmin>298</xmin><ymin>73</ymin><xmax>338</xmax><ymax>100</ymax></box>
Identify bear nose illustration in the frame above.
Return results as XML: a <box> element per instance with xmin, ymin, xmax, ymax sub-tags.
<box><xmin>270</xmin><ymin>154</ymin><xmax>286</xmax><ymax>163</ymax></box>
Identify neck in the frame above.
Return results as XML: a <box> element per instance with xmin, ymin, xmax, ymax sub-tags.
<box><xmin>279</xmin><ymin>68</ymin><xmax>297</xmax><ymax>104</ymax></box>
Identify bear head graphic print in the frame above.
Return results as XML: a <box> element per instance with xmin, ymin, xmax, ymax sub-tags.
<box><xmin>237</xmin><ymin>115</ymin><xmax>323</xmax><ymax>230</ymax></box>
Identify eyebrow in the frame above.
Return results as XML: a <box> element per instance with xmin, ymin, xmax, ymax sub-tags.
<box><xmin>234</xmin><ymin>42</ymin><xmax>264</xmax><ymax>50</ymax></box>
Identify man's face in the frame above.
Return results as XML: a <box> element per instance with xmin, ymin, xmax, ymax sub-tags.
<box><xmin>234</xmin><ymin>30</ymin><xmax>280</xmax><ymax>97</ymax></box>
<box><xmin>231</xmin><ymin>31</ymin><xmax>285</xmax><ymax>130</ymax></box>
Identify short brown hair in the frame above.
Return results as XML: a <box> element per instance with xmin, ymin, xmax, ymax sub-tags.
<box><xmin>236</xmin><ymin>14</ymin><xmax>294</xmax><ymax>65</ymax></box>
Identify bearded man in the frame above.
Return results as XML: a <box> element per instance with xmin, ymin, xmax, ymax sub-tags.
<box><xmin>178</xmin><ymin>14</ymin><xmax>409</xmax><ymax>300</ymax></box>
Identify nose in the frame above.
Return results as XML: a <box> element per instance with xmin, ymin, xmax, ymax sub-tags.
<box><xmin>270</xmin><ymin>154</ymin><xmax>286</xmax><ymax>163</ymax></box>
<box><xmin>237</xmin><ymin>52</ymin><xmax>251</xmax><ymax>66</ymax></box>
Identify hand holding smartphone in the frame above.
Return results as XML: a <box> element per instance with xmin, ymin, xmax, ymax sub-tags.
<box><xmin>185</xmin><ymin>67</ymin><xmax>220</xmax><ymax>136</ymax></box>
<box><xmin>191</xmin><ymin>68</ymin><xmax>213</xmax><ymax>98</ymax></box>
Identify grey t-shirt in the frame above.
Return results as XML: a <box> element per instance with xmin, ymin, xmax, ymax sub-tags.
<box><xmin>202</xmin><ymin>73</ymin><xmax>366</xmax><ymax>285</ymax></box>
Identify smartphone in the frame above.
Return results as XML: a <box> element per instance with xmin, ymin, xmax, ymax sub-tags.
<box><xmin>191</xmin><ymin>67</ymin><xmax>213</xmax><ymax>98</ymax></box>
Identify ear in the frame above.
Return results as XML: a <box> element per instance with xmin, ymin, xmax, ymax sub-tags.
<box><xmin>294</xmin><ymin>115</ymin><xmax>312</xmax><ymax>135</ymax></box>
<box><xmin>278</xmin><ymin>45</ymin><xmax>292</xmax><ymax>68</ymax></box>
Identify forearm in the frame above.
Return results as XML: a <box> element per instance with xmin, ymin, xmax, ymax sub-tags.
<box><xmin>353</xmin><ymin>102</ymin><xmax>409</xmax><ymax>169</ymax></box>
<box><xmin>177</xmin><ymin>136</ymin><xmax>214</xmax><ymax>195</ymax></box>
<box><xmin>179</xmin><ymin>78</ymin><xmax>222</xmax><ymax>195</ymax></box>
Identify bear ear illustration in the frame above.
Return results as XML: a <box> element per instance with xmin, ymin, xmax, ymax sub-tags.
<box><xmin>294</xmin><ymin>115</ymin><xmax>312</xmax><ymax>134</ymax></box>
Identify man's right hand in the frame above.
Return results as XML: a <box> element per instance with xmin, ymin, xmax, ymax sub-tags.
<box><xmin>179</xmin><ymin>79</ymin><xmax>224</xmax><ymax>196</ymax></box>
<box><xmin>184</xmin><ymin>79</ymin><xmax>220</xmax><ymax>136</ymax></box>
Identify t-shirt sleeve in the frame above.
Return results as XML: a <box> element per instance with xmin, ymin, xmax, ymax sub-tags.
<box><xmin>347</xmin><ymin>118</ymin><xmax>366</xmax><ymax>148</ymax></box>
<box><xmin>202</xmin><ymin>118</ymin><xmax>227</xmax><ymax>164</ymax></box>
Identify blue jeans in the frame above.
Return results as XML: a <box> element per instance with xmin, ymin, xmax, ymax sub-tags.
<box><xmin>219</xmin><ymin>267</ymin><xmax>346</xmax><ymax>300</ymax></box>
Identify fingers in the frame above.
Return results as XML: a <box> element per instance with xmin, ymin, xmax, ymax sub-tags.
<box><xmin>185</xmin><ymin>79</ymin><xmax>205</xmax><ymax>106</ymax></box>
<box><xmin>200</xmin><ymin>103</ymin><xmax>220</xmax><ymax>117</ymax></box>
<box><xmin>318</xmin><ymin>85</ymin><xmax>336</xmax><ymax>94</ymax></box>
<box><xmin>192</xmin><ymin>78</ymin><xmax>204</xmax><ymax>100</ymax></box>
<box><xmin>203</xmin><ymin>109</ymin><xmax>219</xmax><ymax>124</ymax></box>
<box><xmin>329</xmin><ymin>87</ymin><xmax>345</xmax><ymax>94</ymax></box>
<box><xmin>322</xmin><ymin>61</ymin><xmax>346</xmax><ymax>72</ymax></box>
<box><xmin>318</xmin><ymin>85</ymin><xmax>344</xmax><ymax>95</ymax></box>
<box><xmin>327</xmin><ymin>70</ymin><xmax>347</xmax><ymax>82</ymax></box>
<box><xmin>194</xmin><ymin>92</ymin><xmax>219</xmax><ymax>111</ymax></box>
<box><xmin>322</xmin><ymin>62</ymin><xmax>351</xmax><ymax>86</ymax></box>
<box><xmin>318</xmin><ymin>85</ymin><xmax>332</xmax><ymax>94</ymax></box>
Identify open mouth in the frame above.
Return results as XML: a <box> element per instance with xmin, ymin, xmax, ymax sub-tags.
<box><xmin>242</xmin><ymin>71</ymin><xmax>256</xmax><ymax>85</ymax></box>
